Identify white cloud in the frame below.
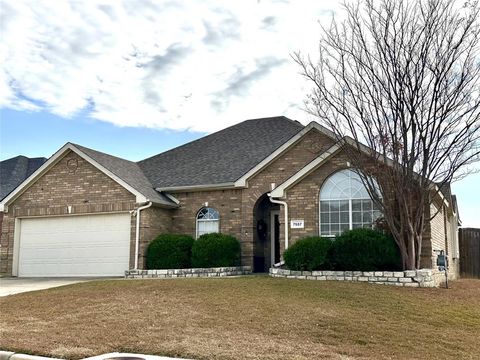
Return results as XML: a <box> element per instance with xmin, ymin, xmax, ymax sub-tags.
<box><xmin>0</xmin><ymin>0</ymin><xmax>339</xmax><ymax>132</ymax></box>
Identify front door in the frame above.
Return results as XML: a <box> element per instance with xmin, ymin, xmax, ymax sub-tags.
<box><xmin>270</xmin><ymin>210</ymin><xmax>280</xmax><ymax>266</ymax></box>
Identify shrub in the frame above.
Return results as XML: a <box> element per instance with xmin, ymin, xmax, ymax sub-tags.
<box><xmin>146</xmin><ymin>234</ymin><xmax>194</xmax><ymax>269</ymax></box>
<box><xmin>191</xmin><ymin>233</ymin><xmax>241</xmax><ymax>268</ymax></box>
<box><xmin>284</xmin><ymin>236</ymin><xmax>333</xmax><ymax>271</ymax></box>
<box><xmin>331</xmin><ymin>228</ymin><xmax>401</xmax><ymax>271</ymax></box>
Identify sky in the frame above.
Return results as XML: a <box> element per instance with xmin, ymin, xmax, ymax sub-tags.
<box><xmin>0</xmin><ymin>0</ymin><xmax>479</xmax><ymax>227</ymax></box>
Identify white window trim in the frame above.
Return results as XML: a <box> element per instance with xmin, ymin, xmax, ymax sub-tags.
<box><xmin>195</xmin><ymin>208</ymin><xmax>220</xmax><ymax>239</ymax></box>
<box><xmin>318</xmin><ymin>169</ymin><xmax>381</xmax><ymax>237</ymax></box>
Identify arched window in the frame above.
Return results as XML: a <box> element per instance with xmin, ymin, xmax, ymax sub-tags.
<box><xmin>196</xmin><ymin>207</ymin><xmax>220</xmax><ymax>238</ymax></box>
<box><xmin>319</xmin><ymin>169</ymin><xmax>381</xmax><ymax>236</ymax></box>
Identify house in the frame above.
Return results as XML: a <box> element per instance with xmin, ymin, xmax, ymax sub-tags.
<box><xmin>0</xmin><ymin>156</ymin><xmax>47</xmax><ymax>252</ymax></box>
<box><xmin>0</xmin><ymin>156</ymin><xmax>48</xmax><ymax>201</ymax></box>
<box><xmin>0</xmin><ymin>117</ymin><xmax>460</xmax><ymax>277</ymax></box>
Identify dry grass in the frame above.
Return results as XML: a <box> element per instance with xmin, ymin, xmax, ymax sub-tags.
<box><xmin>1</xmin><ymin>277</ymin><xmax>479</xmax><ymax>360</ymax></box>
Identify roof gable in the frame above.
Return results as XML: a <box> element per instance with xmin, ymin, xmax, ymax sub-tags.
<box><xmin>269</xmin><ymin>143</ymin><xmax>342</xmax><ymax>198</ymax></box>
<box><xmin>0</xmin><ymin>144</ymin><xmax>177</xmax><ymax>210</ymax></box>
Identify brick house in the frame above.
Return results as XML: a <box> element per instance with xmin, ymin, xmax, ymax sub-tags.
<box><xmin>0</xmin><ymin>117</ymin><xmax>460</xmax><ymax>277</ymax></box>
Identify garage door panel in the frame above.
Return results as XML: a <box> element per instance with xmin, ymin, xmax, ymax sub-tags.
<box><xmin>18</xmin><ymin>213</ymin><xmax>131</xmax><ymax>277</ymax></box>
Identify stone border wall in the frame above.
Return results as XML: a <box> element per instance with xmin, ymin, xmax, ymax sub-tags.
<box><xmin>125</xmin><ymin>266</ymin><xmax>251</xmax><ymax>279</ymax></box>
<box><xmin>270</xmin><ymin>268</ymin><xmax>442</xmax><ymax>287</ymax></box>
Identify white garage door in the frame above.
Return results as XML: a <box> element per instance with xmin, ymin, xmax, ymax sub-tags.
<box><xmin>18</xmin><ymin>213</ymin><xmax>131</xmax><ymax>277</ymax></box>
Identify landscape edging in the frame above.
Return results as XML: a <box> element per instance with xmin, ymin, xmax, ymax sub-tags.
<box><xmin>269</xmin><ymin>268</ymin><xmax>443</xmax><ymax>287</ymax></box>
<box><xmin>125</xmin><ymin>266</ymin><xmax>251</xmax><ymax>279</ymax></box>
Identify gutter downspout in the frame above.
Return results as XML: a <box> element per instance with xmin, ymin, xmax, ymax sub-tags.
<box><xmin>134</xmin><ymin>201</ymin><xmax>152</xmax><ymax>270</ymax></box>
<box><xmin>268</xmin><ymin>194</ymin><xmax>288</xmax><ymax>267</ymax></box>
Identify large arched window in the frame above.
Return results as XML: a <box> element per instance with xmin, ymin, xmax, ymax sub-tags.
<box><xmin>319</xmin><ymin>169</ymin><xmax>381</xmax><ymax>236</ymax></box>
<box><xmin>196</xmin><ymin>207</ymin><xmax>220</xmax><ymax>238</ymax></box>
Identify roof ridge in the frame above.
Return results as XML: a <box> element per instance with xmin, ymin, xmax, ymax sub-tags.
<box><xmin>70</xmin><ymin>143</ymin><xmax>138</xmax><ymax>165</ymax></box>
<box><xmin>138</xmin><ymin>116</ymin><xmax>303</xmax><ymax>164</ymax></box>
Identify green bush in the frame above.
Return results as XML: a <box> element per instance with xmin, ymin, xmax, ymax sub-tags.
<box><xmin>146</xmin><ymin>234</ymin><xmax>194</xmax><ymax>269</ymax></box>
<box><xmin>331</xmin><ymin>228</ymin><xmax>401</xmax><ymax>271</ymax></box>
<box><xmin>191</xmin><ymin>233</ymin><xmax>241</xmax><ymax>268</ymax></box>
<box><xmin>284</xmin><ymin>236</ymin><xmax>333</xmax><ymax>271</ymax></box>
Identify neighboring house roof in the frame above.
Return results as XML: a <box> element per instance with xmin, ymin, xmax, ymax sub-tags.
<box><xmin>72</xmin><ymin>144</ymin><xmax>176</xmax><ymax>206</ymax></box>
<box><xmin>0</xmin><ymin>156</ymin><xmax>47</xmax><ymax>200</ymax></box>
<box><xmin>138</xmin><ymin>116</ymin><xmax>304</xmax><ymax>189</ymax></box>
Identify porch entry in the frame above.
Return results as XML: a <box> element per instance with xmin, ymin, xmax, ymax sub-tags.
<box><xmin>253</xmin><ymin>194</ymin><xmax>280</xmax><ymax>272</ymax></box>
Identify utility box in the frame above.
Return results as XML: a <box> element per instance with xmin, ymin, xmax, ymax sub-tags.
<box><xmin>436</xmin><ymin>251</ymin><xmax>448</xmax><ymax>269</ymax></box>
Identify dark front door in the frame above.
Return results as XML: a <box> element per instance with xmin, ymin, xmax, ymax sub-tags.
<box><xmin>274</xmin><ymin>213</ymin><xmax>281</xmax><ymax>264</ymax></box>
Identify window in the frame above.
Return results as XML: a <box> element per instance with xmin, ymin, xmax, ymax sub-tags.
<box><xmin>196</xmin><ymin>207</ymin><xmax>220</xmax><ymax>238</ymax></box>
<box><xmin>319</xmin><ymin>169</ymin><xmax>381</xmax><ymax>236</ymax></box>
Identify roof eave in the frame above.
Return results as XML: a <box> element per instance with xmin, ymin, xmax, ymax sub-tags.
<box><xmin>156</xmin><ymin>182</ymin><xmax>237</xmax><ymax>193</ymax></box>
<box><xmin>0</xmin><ymin>143</ymin><xmax>159</xmax><ymax>210</ymax></box>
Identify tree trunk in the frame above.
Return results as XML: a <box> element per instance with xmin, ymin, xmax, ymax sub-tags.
<box><xmin>406</xmin><ymin>232</ymin><xmax>416</xmax><ymax>270</ymax></box>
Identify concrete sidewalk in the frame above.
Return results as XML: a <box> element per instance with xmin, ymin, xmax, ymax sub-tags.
<box><xmin>0</xmin><ymin>277</ymin><xmax>102</xmax><ymax>296</ymax></box>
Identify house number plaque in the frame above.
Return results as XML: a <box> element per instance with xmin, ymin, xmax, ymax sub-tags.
<box><xmin>290</xmin><ymin>220</ymin><xmax>304</xmax><ymax>229</ymax></box>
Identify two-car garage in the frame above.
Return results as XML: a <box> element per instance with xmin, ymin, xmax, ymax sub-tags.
<box><xmin>15</xmin><ymin>213</ymin><xmax>131</xmax><ymax>277</ymax></box>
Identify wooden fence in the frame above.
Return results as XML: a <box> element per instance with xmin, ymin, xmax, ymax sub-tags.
<box><xmin>459</xmin><ymin>228</ymin><xmax>480</xmax><ymax>278</ymax></box>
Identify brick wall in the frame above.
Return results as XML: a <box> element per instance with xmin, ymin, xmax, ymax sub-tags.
<box><xmin>240</xmin><ymin>129</ymin><xmax>335</xmax><ymax>266</ymax></box>
<box><xmin>0</xmin><ymin>150</ymin><xmax>138</xmax><ymax>275</ymax></box>
<box><xmin>136</xmin><ymin>206</ymin><xmax>173</xmax><ymax>269</ymax></box>
<box><xmin>168</xmin><ymin>189</ymin><xmax>244</xmax><ymax>260</ymax></box>
<box><xmin>286</xmin><ymin>150</ymin><xmax>351</xmax><ymax>244</ymax></box>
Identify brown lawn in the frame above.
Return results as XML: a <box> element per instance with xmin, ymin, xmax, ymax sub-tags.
<box><xmin>0</xmin><ymin>276</ymin><xmax>479</xmax><ymax>360</ymax></box>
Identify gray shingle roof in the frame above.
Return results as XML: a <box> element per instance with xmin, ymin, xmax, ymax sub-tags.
<box><xmin>2</xmin><ymin>117</ymin><xmax>304</xmax><ymax>205</ymax></box>
<box><xmin>0</xmin><ymin>156</ymin><xmax>47</xmax><ymax>200</ymax></box>
<box><xmin>72</xmin><ymin>144</ymin><xmax>176</xmax><ymax>206</ymax></box>
<box><xmin>138</xmin><ymin>116</ymin><xmax>304</xmax><ymax>188</ymax></box>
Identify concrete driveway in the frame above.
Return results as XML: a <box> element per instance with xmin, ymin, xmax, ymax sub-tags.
<box><xmin>0</xmin><ymin>277</ymin><xmax>103</xmax><ymax>296</ymax></box>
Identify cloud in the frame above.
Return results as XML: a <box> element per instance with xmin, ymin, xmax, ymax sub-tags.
<box><xmin>211</xmin><ymin>57</ymin><xmax>287</xmax><ymax>112</ymax></box>
<box><xmin>0</xmin><ymin>0</ymin><xmax>339</xmax><ymax>132</ymax></box>
<box><xmin>261</xmin><ymin>16</ymin><xmax>277</xmax><ymax>30</ymax></box>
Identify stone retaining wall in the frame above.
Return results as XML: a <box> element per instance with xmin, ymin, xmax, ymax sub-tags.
<box><xmin>125</xmin><ymin>266</ymin><xmax>251</xmax><ymax>279</ymax></box>
<box><xmin>270</xmin><ymin>268</ymin><xmax>442</xmax><ymax>287</ymax></box>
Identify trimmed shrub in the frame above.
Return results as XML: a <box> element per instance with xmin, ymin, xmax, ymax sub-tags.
<box><xmin>146</xmin><ymin>234</ymin><xmax>194</xmax><ymax>269</ymax></box>
<box><xmin>331</xmin><ymin>228</ymin><xmax>401</xmax><ymax>271</ymax></box>
<box><xmin>191</xmin><ymin>233</ymin><xmax>241</xmax><ymax>268</ymax></box>
<box><xmin>284</xmin><ymin>236</ymin><xmax>333</xmax><ymax>271</ymax></box>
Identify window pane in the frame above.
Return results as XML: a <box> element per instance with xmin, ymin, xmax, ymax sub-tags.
<box><xmin>352</xmin><ymin>211</ymin><xmax>362</xmax><ymax>223</ymax></box>
<box><xmin>330</xmin><ymin>223</ymin><xmax>340</xmax><ymax>233</ymax></box>
<box><xmin>197</xmin><ymin>207</ymin><xmax>219</xmax><ymax>220</ymax></box>
<box><xmin>330</xmin><ymin>201</ymin><xmax>340</xmax><ymax>212</ymax></box>
<box><xmin>320</xmin><ymin>201</ymin><xmax>329</xmax><ymax>212</ymax></box>
<box><xmin>362</xmin><ymin>200</ymin><xmax>372</xmax><ymax>211</ymax></box>
<box><xmin>352</xmin><ymin>200</ymin><xmax>362</xmax><ymax>211</ymax></box>
<box><xmin>340</xmin><ymin>200</ymin><xmax>349</xmax><ymax>211</ymax></box>
<box><xmin>320</xmin><ymin>213</ymin><xmax>329</xmax><ymax>223</ymax></box>
<box><xmin>352</xmin><ymin>223</ymin><xmax>362</xmax><ymax>229</ymax></box>
<box><xmin>197</xmin><ymin>219</ymin><xmax>219</xmax><ymax>237</ymax></box>
<box><xmin>340</xmin><ymin>223</ymin><xmax>349</xmax><ymax>232</ymax></box>
<box><xmin>321</xmin><ymin>224</ymin><xmax>329</xmax><ymax>235</ymax></box>
<box><xmin>362</xmin><ymin>212</ymin><xmax>372</xmax><ymax>223</ymax></box>
<box><xmin>340</xmin><ymin>212</ymin><xmax>349</xmax><ymax>223</ymax></box>
<box><xmin>331</xmin><ymin>212</ymin><xmax>339</xmax><ymax>223</ymax></box>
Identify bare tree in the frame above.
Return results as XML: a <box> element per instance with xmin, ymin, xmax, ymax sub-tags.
<box><xmin>294</xmin><ymin>0</ymin><xmax>480</xmax><ymax>269</ymax></box>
